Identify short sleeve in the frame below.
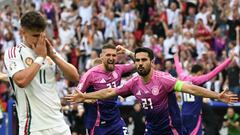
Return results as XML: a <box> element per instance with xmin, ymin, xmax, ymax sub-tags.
<box><xmin>115</xmin><ymin>78</ymin><xmax>134</xmax><ymax>97</ymax></box>
<box><xmin>76</xmin><ymin>70</ymin><xmax>92</xmax><ymax>93</ymax></box>
<box><xmin>159</xmin><ymin>72</ymin><xmax>177</xmax><ymax>93</ymax></box>
<box><xmin>4</xmin><ymin>47</ymin><xmax>25</xmax><ymax>78</ymax></box>
<box><xmin>117</xmin><ymin>64</ymin><xmax>134</xmax><ymax>75</ymax></box>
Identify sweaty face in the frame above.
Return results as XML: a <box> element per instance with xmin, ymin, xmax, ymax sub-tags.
<box><xmin>135</xmin><ymin>52</ymin><xmax>152</xmax><ymax>76</ymax></box>
<box><xmin>101</xmin><ymin>48</ymin><xmax>117</xmax><ymax>71</ymax></box>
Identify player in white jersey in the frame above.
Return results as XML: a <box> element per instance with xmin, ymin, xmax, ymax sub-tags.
<box><xmin>4</xmin><ymin>11</ymin><xmax>79</xmax><ymax>135</ymax></box>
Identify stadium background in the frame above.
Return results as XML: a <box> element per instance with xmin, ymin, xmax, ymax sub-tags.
<box><xmin>0</xmin><ymin>0</ymin><xmax>240</xmax><ymax>134</ymax></box>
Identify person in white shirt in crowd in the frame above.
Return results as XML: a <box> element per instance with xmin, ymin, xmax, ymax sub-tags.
<box><xmin>85</xmin><ymin>50</ymin><xmax>99</xmax><ymax>70</ymax></box>
<box><xmin>91</xmin><ymin>17</ymin><xmax>104</xmax><ymax>53</ymax></box>
<box><xmin>58</xmin><ymin>20</ymin><xmax>75</xmax><ymax>59</ymax></box>
<box><xmin>166</xmin><ymin>1</ymin><xmax>182</xmax><ymax>28</ymax></box>
<box><xmin>78</xmin><ymin>0</ymin><xmax>94</xmax><ymax>25</ymax></box>
<box><xmin>163</xmin><ymin>29</ymin><xmax>178</xmax><ymax>60</ymax></box>
<box><xmin>121</xmin><ymin>3</ymin><xmax>137</xmax><ymax>33</ymax></box>
<box><xmin>195</xmin><ymin>4</ymin><xmax>211</xmax><ymax>26</ymax></box>
<box><xmin>101</xmin><ymin>10</ymin><xmax>121</xmax><ymax>40</ymax></box>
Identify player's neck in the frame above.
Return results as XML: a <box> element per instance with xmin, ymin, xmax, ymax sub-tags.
<box><xmin>100</xmin><ymin>64</ymin><xmax>112</xmax><ymax>73</ymax></box>
<box><xmin>141</xmin><ymin>69</ymin><xmax>153</xmax><ymax>84</ymax></box>
<box><xmin>22</xmin><ymin>41</ymin><xmax>32</xmax><ymax>49</ymax></box>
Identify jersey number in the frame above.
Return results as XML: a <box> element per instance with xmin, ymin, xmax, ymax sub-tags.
<box><xmin>39</xmin><ymin>69</ymin><xmax>46</xmax><ymax>84</ymax></box>
<box><xmin>107</xmin><ymin>81</ymin><xmax>116</xmax><ymax>88</ymax></box>
<box><xmin>141</xmin><ymin>98</ymin><xmax>153</xmax><ymax>109</ymax></box>
<box><xmin>123</xmin><ymin>127</ymin><xmax>128</xmax><ymax>135</ymax></box>
<box><xmin>183</xmin><ymin>93</ymin><xmax>195</xmax><ymax>102</ymax></box>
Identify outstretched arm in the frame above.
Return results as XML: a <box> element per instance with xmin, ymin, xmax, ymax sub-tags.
<box><xmin>84</xmin><ymin>88</ymin><xmax>117</xmax><ymax>100</ymax></box>
<box><xmin>66</xmin><ymin>77</ymin><xmax>133</xmax><ymax>103</ymax></box>
<box><xmin>176</xmin><ymin>81</ymin><xmax>238</xmax><ymax>103</ymax></box>
<box><xmin>65</xmin><ymin>88</ymin><xmax>117</xmax><ymax>103</ymax></box>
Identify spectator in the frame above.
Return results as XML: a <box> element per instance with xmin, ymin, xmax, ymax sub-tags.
<box><xmin>224</xmin><ymin>59</ymin><xmax>240</xmax><ymax>95</ymax></box>
<box><xmin>223</xmin><ymin>107</ymin><xmax>240</xmax><ymax>135</ymax></box>
<box><xmin>128</xmin><ymin>102</ymin><xmax>145</xmax><ymax>135</ymax></box>
<box><xmin>78</xmin><ymin>0</ymin><xmax>93</xmax><ymax>25</ymax></box>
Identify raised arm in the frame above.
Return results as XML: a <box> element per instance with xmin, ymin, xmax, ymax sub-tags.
<box><xmin>173</xmin><ymin>53</ymin><xmax>184</xmax><ymax>76</ymax></box>
<box><xmin>116</xmin><ymin>45</ymin><xmax>135</xmax><ymax>61</ymax></box>
<box><xmin>191</xmin><ymin>57</ymin><xmax>232</xmax><ymax>85</ymax></box>
<box><xmin>11</xmin><ymin>34</ymin><xmax>47</xmax><ymax>88</ymax></box>
<box><xmin>46</xmin><ymin>39</ymin><xmax>79</xmax><ymax>82</ymax></box>
<box><xmin>236</xmin><ymin>26</ymin><xmax>239</xmax><ymax>46</ymax></box>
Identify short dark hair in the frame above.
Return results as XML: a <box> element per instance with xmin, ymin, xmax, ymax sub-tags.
<box><xmin>135</xmin><ymin>47</ymin><xmax>154</xmax><ymax>60</ymax></box>
<box><xmin>20</xmin><ymin>11</ymin><xmax>46</xmax><ymax>32</ymax></box>
<box><xmin>102</xmin><ymin>43</ymin><xmax>116</xmax><ymax>50</ymax></box>
<box><xmin>191</xmin><ymin>64</ymin><xmax>203</xmax><ymax>74</ymax></box>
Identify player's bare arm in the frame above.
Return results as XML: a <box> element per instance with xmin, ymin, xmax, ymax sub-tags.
<box><xmin>116</xmin><ymin>45</ymin><xmax>135</xmax><ymax>61</ymax></box>
<box><xmin>0</xmin><ymin>72</ymin><xmax>8</xmax><ymax>82</ymax></box>
<box><xmin>13</xmin><ymin>33</ymin><xmax>47</xmax><ymax>88</ymax></box>
<box><xmin>65</xmin><ymin>88</ymin><xmax>117</xmax><ymax>103</ymax></box>
<box><xmin>179</xmin><ymin>81</ymin><xmax>238</xmax><ymax>103</ymax></box>
<box><xmin>45</xmin><ymin>38</ymin><xmax>79</xmax><ymax>82</ymax></box>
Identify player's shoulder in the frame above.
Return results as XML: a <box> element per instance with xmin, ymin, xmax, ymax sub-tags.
<box><xmin>115</xmin><ymin>63</ymin><xmax>132</xmax><ymax>68</ymax></box>
<box><xmin>128</xmin><ymin>74</ymin><xmax>139</xmax><ymax>83</ymax></box>
<box><xmin>5</xmin><ymin>43</ymin><xmax>26</xmax><ymax>55</ymax></box>
<box><xmin>154</xmin><ymin>70</ymin><xmax>171</xmax><ymax>78</ymax></box>
<box><xmin>83</xmin><ymin>65</ymin><xmax>101</xmax><ymax>76</ymax></box>
<box><xmin>4</xmin><ymin>45</ymin><xmax>21</xmax><ymax>60</ymax></box>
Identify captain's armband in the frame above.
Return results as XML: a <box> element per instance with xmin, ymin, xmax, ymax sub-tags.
<box><xmin>174</xmin><ymin>80</ymin><xmax>183</xmax><ymax>92</ymax></box>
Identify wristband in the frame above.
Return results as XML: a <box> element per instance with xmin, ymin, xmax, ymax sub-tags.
<box><xmin>34</xmin><ymin>56</ymin><xmax>45</xmax><ymax>66</ymax></box>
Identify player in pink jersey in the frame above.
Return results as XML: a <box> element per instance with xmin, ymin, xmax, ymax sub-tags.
<box><xmin>174</xmin><ymin>53</ymin><xmax>235</xmax><ymax>135</ymax></box>
<box><xmin>66</xmin><ymin>47</ymin><xmax>238</xmax><ymax>135</ymax></box>
<box><xmin>76</xmin><ymin>44</ymin><xmax>135</xmax><ymax>135</ymax></box>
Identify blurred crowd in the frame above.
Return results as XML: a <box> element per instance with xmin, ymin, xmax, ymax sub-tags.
<box><xmin>0</xmin><ymin>0</ymin><xmax>240</xmax><ymax>134</ymax></box>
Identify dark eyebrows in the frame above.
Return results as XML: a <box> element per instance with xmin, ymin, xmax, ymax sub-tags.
<box><xmin>135</xmin><ymin>58</ymin><xmax>148</xmax><ymax>61</ymax></box>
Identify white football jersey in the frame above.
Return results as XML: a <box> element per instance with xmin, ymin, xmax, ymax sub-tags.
<box><xmin>4</xmin><ymin>43</ymin><xmax>67</xmax><ymax>132</ymax></box>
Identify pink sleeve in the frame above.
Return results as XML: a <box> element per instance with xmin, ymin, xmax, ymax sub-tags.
<box><xmin>118</xmin><ymin>64</ymin><xmax>134</xmax><ymax>74</ymax></box>
<box><xmin>160</xmin><ymin>73</ymin><xmax>177</xmax><ymax>93</ymax></box>
<box><xmin>173</xmin><ymin>54</ymin><xmax>189</xmax><ymax>81</ymax></box>
<box><xmin>115</xmin><ymin>78</ymin><xmax>134</xmax><ymax>97</ymax></box>
<box><xmin>76</xmin><ymin>71</ymin><xmax>92</xmax><ymax>93</ymax></box>
<box><xmin>191</xmin><ymin>58</ymin><xmax>231</xmax><ymax>85</ymax></box>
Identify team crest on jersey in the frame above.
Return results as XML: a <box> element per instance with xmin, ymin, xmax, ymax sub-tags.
<box><xmin>25</xmin><ymin>57</ymin><xmax>34</xmax><ymax>66</ymax></box>
<box><xmin>151</xmin><ymin>86</ymin><xmax>159</xmax><ymax>96</ymax></box>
